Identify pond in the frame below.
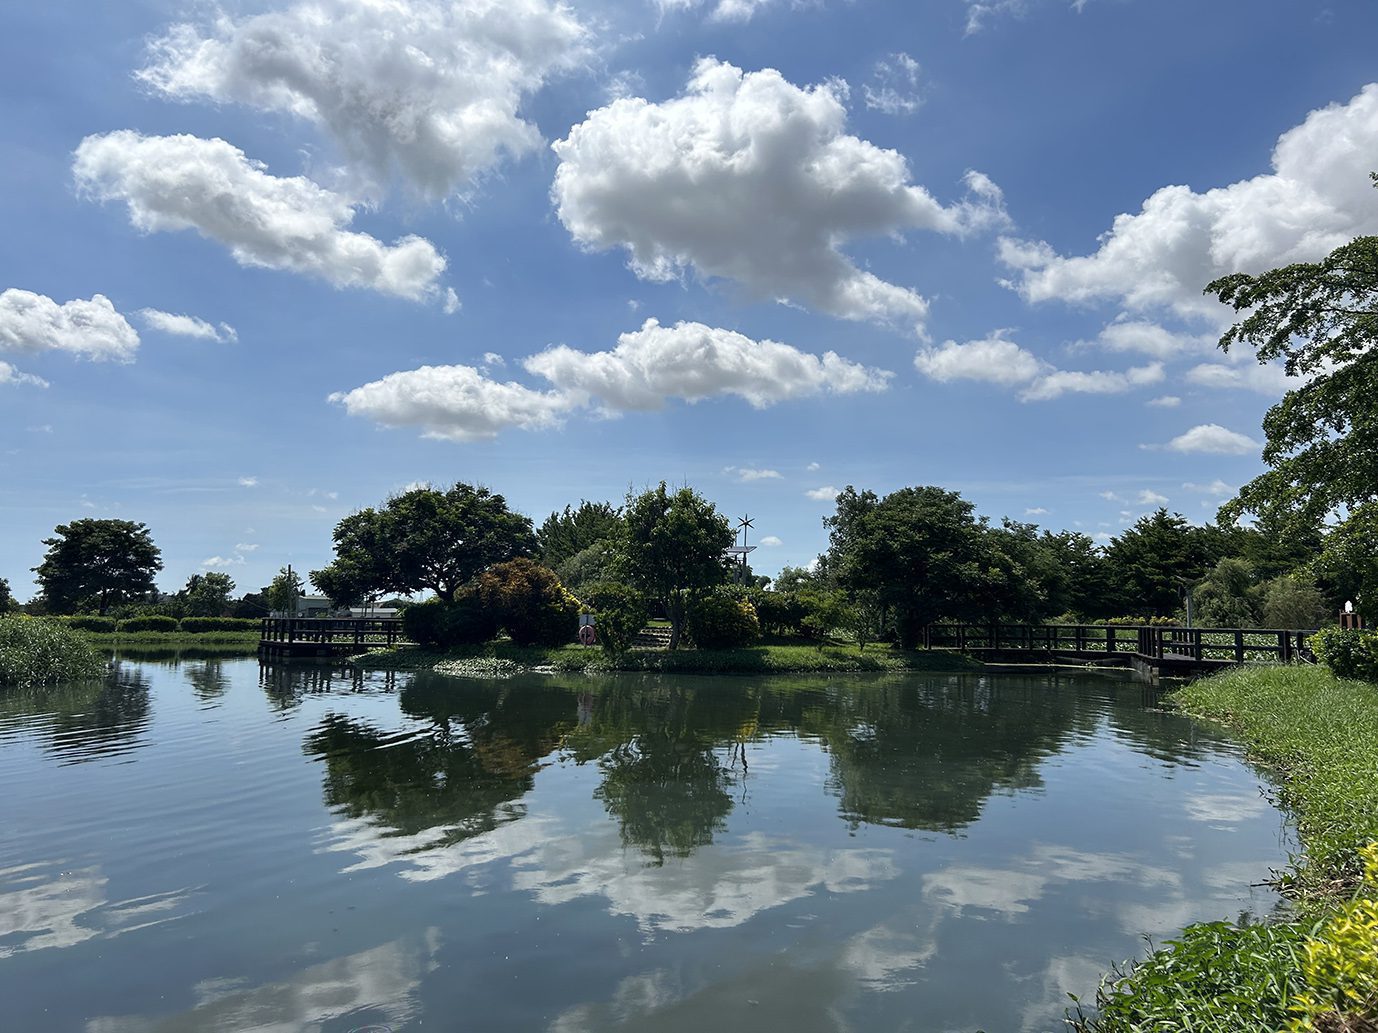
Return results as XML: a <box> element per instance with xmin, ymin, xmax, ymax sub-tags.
<box><xmin>0</xmin><ymin>657</ymin><xmax>1292</xmax><ymax>1032</ymax></box>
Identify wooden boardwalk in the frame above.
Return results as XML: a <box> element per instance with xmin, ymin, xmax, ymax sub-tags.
<box><xmin>258</xmin><ymin>616</ymin><xmax>407</xmax><ymax>659</ymax></box>
<box><xmin>924</xmin><ymin>622</ymin><xmax>1315</xmax><ymax>677</ymax></box>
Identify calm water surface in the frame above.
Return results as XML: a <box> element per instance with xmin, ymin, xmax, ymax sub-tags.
<box><xmin>0</xmin><ymin>657</ymin><xmax>1292</xmax><ymax>1032</ymax></box>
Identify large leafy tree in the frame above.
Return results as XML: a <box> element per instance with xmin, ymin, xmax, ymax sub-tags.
<box><xmin>536</xmin><ymin>501</ymin><xmax>621</xmax><ymax>569</ymax></box>
<box><xmin>1206</xmin><ymin>181</ymin><xmax>1378</xmax><ymax>528</ymax></box>
<box><xmin>311</xmin><ymin>483</ymin><xmax>537</xmax><ymax>601</ymax></box>
<box><xmin>265</xmin><ymin>567</ymin><xmax>306</xmax><ymax>613</ymax></box>
<box><xmin>34</xmin><ymin>518</ymin><xmax>162</xmax><ymax>615</ymax></box>
<box><xmin>0</xmin><ymin>576</ymin><xmax>15</xmax><ymax>612</ymax></box>
<box><xmin>178</xmin><ymin>572</ymin><xmax>236</xmax><ymax>617</ymax></box>
<box><xmin>1102</xmin><ymin>509</ymin><xmax>1216</xmax><ymax>616</ymax></box>
<box><xmin>824</xmin><ymin>485</ymin><xmax>993</xmax><ymax>649</ymax></box>
<box><xmin>618</xmin><ymin>483</ymin><xmax>734</xmax><ymax>649</ymax></box>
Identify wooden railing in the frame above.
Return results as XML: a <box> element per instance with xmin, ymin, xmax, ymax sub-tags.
<box><xmin>260</xmin><ymin>616</ymin><xmax>406</xmax><ymax>649</ymax></box>
<box><xmin>923</xmin><ymin>623</ymin><xmax>1315</xmax><ymax>664</ymax></box>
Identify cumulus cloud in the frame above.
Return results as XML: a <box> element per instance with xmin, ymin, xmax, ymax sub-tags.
<box><xmin>138</xmin><ymin>0</ymin><xmax>588</xmax><ymax>200</ymax></box>
<box><xmin>0</xmin><ymin>289</ymin><xmax>139</xmax><ymax>361</ymax></box>
<box><xmin>1183</xmin><ymin>480</ymin><xmax>1235</xmax><ymax>497</ymax></box>
<box><xmin>1020</xmin><ymin>362</ymin><xmax>1163</xmax><ymax>401</ymax></box>
<box><xmin>1137</xmin><ymin>489</ymin><xmax>1169</xmax><ymax>506</ymax></box>
<box><xmin>914</xmin><ymin>331</ymin><xmax>1045</xmax><ymax>386</ymax></box>
<box><xmin>914</xmin><ymin>330</ymin><xmax>1163</xmax><ymax>401</ymax></box>
<box><xmin>1001</xmin><ymin>84</ymin><xmax>1378</xmax><ymax>321</ymax></box>
<box><xmin>329</xmin><ymin>365</ymin><xmax>573</xmax><ymax>442</ymax></box>
<box><xmin>1185</xmin><ymin>361</ymin><xmax>1292</xmax><ymax>396</ymax></box>
<box><xmin>334</xmin><ymin>319</ymin><xmax>889</xmax><ymax>441</ymax></box>
<box><xmin>552</xmin><ymin>60</ymin><xmax>1005</xmax><ymax>333</ymax></box>
<box><xmin>726</xmin><ymin>466</ymin><xmax>784</xmax><ymax>482</ymax></box>
<box><xmin>0</xmin><ymin>361</ymin><xmax>48</xmax><ymax>388</ymax></box>
<box><xmin>202</xmin><ymin>555</ymin><xmax>246</xmax><ymax>568</ymax></box>
<box><xmin>1025</xmin><ymin>506</ymin><xmax>1049</xmax><ymax>515</ymax></box>
<box><xmin>864</xmin><ymin>52</ymin><xmax>922</xmax><ymax>115</ymax></box>
<box><xmin>655</xmin><ymin>0</ymin><xmax>777</xmax><ymax>22</ymax></box>
<box><xmin>1159</xmin><ymin>424</ymin><xmax>1260</xmax><ymax>455</ymax></box>
<box><xmin>806</xmin><ymin>485</ymin><xmax>840</xmax><ymax>501</ymax></box>
<box><xmin>73</xmin><ymin>131</ymin><xmax>448</xmax><ymax>302</ymax></box>
<box><xmin>759</xmin><ymin>535</ymin><xmax>783</xmax><ymax>546</ymax></box>
<box><xmin>964</xmin><ymin>0</ymin><xmax>1096</xmax><ymax>35</ymax></box>
<box><xmin>1084</xmin><ymin>319</ymin><xmax>1214</xmax><ymax>360</ymax></box>
<box><xmin>238</xmin><ymin>476</ymin><xmax>258</xmax><ymax>487</ymax></box>
<box><xmin>1147</xmin><ymin>395</ymin><xmax>1181</xmax><ymax>408</ymax></box>
<box><xmin>525</xmin><ymin>319</ymin><xmax>891</xmax><ymax>410</ymax></box>
<box><xmin>235</xmin><ymin>542</ymin><xmax>260</xmax><ymax>552</ymax></box>
<box><xmin>138</xmin><ymin>308</ymin><xmax>236</xmax><ymax>343</ymax></box>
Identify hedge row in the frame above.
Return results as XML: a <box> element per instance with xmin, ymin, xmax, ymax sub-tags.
<box><xmin>50</xmin><ymin>615</ymin><xmax>261</xmax><ymax>634</ymax></box>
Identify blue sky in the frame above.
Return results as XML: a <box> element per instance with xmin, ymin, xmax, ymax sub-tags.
<box><xmin>1</xmin><ymin>0</ymin><xmax>1375</xmax><ymax>600</ymax></box>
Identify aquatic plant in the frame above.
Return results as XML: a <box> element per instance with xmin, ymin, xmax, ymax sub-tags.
<box><xmin>0</xmin><ymin>615</ymin><xmax>107</xmax><ymax>686</ymax></box>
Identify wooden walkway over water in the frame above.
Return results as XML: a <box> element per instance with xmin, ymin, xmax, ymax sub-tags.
<box><xmin>258</xmin><ymin>616</ymin><xmax>406</xmax><ymax>659</ymax></box>
<box><xmin>924</xmin><ymin>622</ymin><xmax>1315</xmax><ymax>677</ymax></box>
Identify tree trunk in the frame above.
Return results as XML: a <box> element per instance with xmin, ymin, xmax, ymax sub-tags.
<box><xmin>668</xmin><ymin>592</ymin><xmax>683</xmax><ymax>650</ymax></box>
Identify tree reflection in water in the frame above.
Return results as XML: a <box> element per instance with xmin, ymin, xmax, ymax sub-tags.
<box><xmin>299</xmin><ymin>669</ymin><xmax>1219</xmax><ymax>868</ymax></box>
<box><xmin>0</xmin><ymin>663</ymin><xmax>151</xmax><ymax>764</ymax></box>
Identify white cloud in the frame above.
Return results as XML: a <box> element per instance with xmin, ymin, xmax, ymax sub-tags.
<box><xmin>329</xmin><ymin>365</ymin><xmax>572</xmax><ymax>442</ymax></box>
<box><xmin>806</xmin><ymin>485</ymin><xmax>840</xmax><ymax>501</ymax></box>
<box><xmin>238</xmin><ymin>476</ymin><xmax>258</xmax><ymax>487</ymax></box>
<box><xmin>655</xmin><ymin>0</ymin><xmax>778</xmax><ymax>23</ymax></box>
<box><xmin>73</xmin><ymin>131</ymin><xmax>448</xmax><ymax>303</ymax></box>
<box><xmin>1020</xmin><ymin>362</ymin><xmax>1163</xmax><ymax>402</ymax></box>
<box><xmin>964</xmin><ymin>0</ymin><xmax>1098</xmax><ymax>35</ymax></box>
<box><xmin>138</xmin><ymin>0</ymin><xmax>588</xmax><ymax>201</ymax></box>
<box><xmin>335</xmin><ymin>319</ymin><xmax>888</xmax><ymax>442</ymax></box>
<box><xmin>1185</xmin><ymin>361</ymin><xmax>1292</xmax><ymax>396</ymax></box>
<box><xmin>759</xmin><ymin>535</ymin><xmax>783</xmax><ymax>547</ymax></box>
<box><xmin>1025</xmin><ymin>507</ymin><xmax>1049</xmax><ymax>515</ymax></box>
<box><xmin>1085</xmin><ymin>319</ymin><xmax>1214</xmax><ymax>360</ymax></box>
<box><xmin>1182</xmin><ymin>480</ymin><xmax>1235</xmax><ymax>497</ymax></box>
<box><xmin>481</xmin><ymin>352</ymin><xmax>506</xmax><ymax>368</ymax></box>
<box><xmin>914</xmin><ymin>331</ymin><xmax>1045</xmax><ymax>386</ymax></box>
<box><xmin>552</xmin><ymin>59</ymin><xmax>1005</xmax><ymax>333</ymax></box>
<box><xmin>1137</xmin><ymin>489</ymin><xmax>1169</xmax><ymax>506</ymax></box>
<box><xmin>235</xmin><ymin>542</ymin><xmax>260</xmax><ymax>552</ymax></box>
<box><xmin>138</xmin><ymin>308</ymin><xmax>236</xmax><ymax>343</ymax></box>
<box><xmin>0</xmin><ymin>361</ymin><xmax>48</xmax><ymax>388</ymax></box>
<box><xmin>1147</xmin><ymin>395</ymin><xmax>1181</xmax><ymax>408</ymax></box>
<box><xmin>1001</xmin><ymin>84</ymin><xmax>1378</xmax><ymax>321</ymax></box>
<box><xmin>725</xmin><ymin>466</ymin><xmax>784</xmax><ymax>482</ymax></box>
<box><xmin>1159</xmin><ymin>423</ymin><xmax>1260</xmax><ymax>456</ymax></box>
<box><xmin>526</xmin><ymin>318</ymin><xmax>891</xmax><ymax>410</ymax></box>
<box><xmin>807</xmin><ymin>461</ymin><xmax>821</xmax><ymax>472</ymax></box>
<box><xmin>202</xmin><ymin>555</ymin><xmax>245</xmax><ymax>567</ymax></box>
<box><xmin>1099</xmin><ymin>491</ymin><xmax>1124</xmax><ymax>502</ymax></box>
<box><xmin>0</xmin><ymin>289</ymin><xmax>139</xmax><ymax>361</ymax></box>
<box><xmin>864</xmin><ymin>52</ymin><xmax>922</xmax><ymax>116</ymax></box>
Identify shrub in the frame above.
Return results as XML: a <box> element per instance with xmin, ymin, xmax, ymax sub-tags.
<box><xmin>1311</xmin><ymin>626</ymin><xmax>1378</xmax><ymax>682</ymax></box>
<box><xmin>117</xmin><ymin>614</ymin><xmax>180</xmax><ymax>633</ymax></box>
<box><xmin>57</xmin><ymin>615</ymin><xmax>118</xmax><ymax>633</ymax></box>
<box><xmin>178</xmin><ymin>617</ymin><xmax>260</xmax><ymax>633</ymax></box>
<box><xmin>0</xmin><ymin>615</ymin><xmax>107</xmax><ymax>686</ymax></box>
<box><xmin>1102</xmin><ymin>615</ymin><xmax>1180</xmax><ymax>627</ymax></box>
<box><xmin>752</xmin><ymin>591</ymin><xmax>808</xmax><ymax>637</ymax></box>
<box><xmin>478</xmin><ymin>559</ymin><xmax>580</xmax><ymax>647</ymax></box>
<box><xmin>579</xmin><ymin>581</ymin><xmax>649</xmax><ymax>656</ymax></box>
<box><xmin>401</xmin><ymin>592</ymin><xmax>500</xmax><ymax>649</ymax></box>
<box><xmin>686</xmin><ymin>593</ymin><xmax>760</xmax><ymax>650</ymax></box>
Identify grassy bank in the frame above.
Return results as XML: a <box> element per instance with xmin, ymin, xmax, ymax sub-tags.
<box><xmin>0</xmin><ymin>616</ymin><xmax>107</xmax><ymax>686</ymax></box>
<box><xmin>351</xmin><ymin>640</ymin><xmax>983</xmax><ymax>675</ymax></box>
<box><xmin>1075</xmin><ymin>664</ymin><xmax>1378</xmax><ymax>1032</ymax></box>
<box><xmin>79</xmin><ymin>631</ymin><xmax>260</xmax><ymax>647</ymax></box>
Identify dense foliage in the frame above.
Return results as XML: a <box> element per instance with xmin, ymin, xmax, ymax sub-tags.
<box><xmin>312</xmin><ymin>483</ymin><xmax>536</xmax><ymax>602</ymax></box>
<box><xmin>618</xmin><ymin>483</ymin><xmax>735</xmax><ymax>649</ymax></box>
<box><xmin>265</xmin><ymin>567</ymin><xmax>306</xmax><ymax>613</ymax></box>
<box><xmin>1311</xmin><ymin>627</ymin><xmax>1378</xmax><ymax>682</ymax></box>
<box><xmin>176</xmin><ymin>572</ymin><xmax>236</xmax><ymax>617</ymax></box>
<box><xmin>0</xmin><ymin>616</ymin><xmax>106</xmax><ymax>686</ymax></box>
<box><xmin>477</xmin><ymin>559</ymin><xmax>580</xmax><ymax>647</ymax></box>
<box><xmin>686</xmin><ymin>593</ymin><xmax>760</xmax><ymax>650</ymax></box>
<box><xmin>117</xmin><ymin>614</ymin><xmax>180</xmax><ymax>632</ymax></box>
<box><xmin>400</xmin><ymin>592</ymin><xmax>500</xmax><ymax>649</ymax></box>
<box><xmin>579</xmin><ymin>581</ymin><xmax>649</xmax><ymax>656</ymax></box>
<box><xmin>34</xmin><ymin>518</ymin><xmax>163</xmax><ymax>615</ymax></box>
<box><xmin>537</xmin><ymin>501</ymin><xmax>621</xmax><ymax>570</ymax></box>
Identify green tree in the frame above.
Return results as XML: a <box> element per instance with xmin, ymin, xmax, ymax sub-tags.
<box><xmin>579</xmin><ymin>582</ymin><xmax>649</xmax><ymax>657</ymax></box>
<box><xmin>537</xmin><ymin>501</ymin><xmax>621</xmax><ymax>569</ymax></box>
<box><xmin>1103</xmin><ymin>510</ymin><xmax>1215</xmax><ymax>617</ymax></box>
<box><xmin>1206</xmin><ymin>182</ymin><xmax>1378</xmax><ymax>529</ymax></box>
<box><xmin>824</xmin><ymin>486</ymin><xmax>992</xmax><ymax>649</ymax></box>
<box><xmin>618</xmin><ymin>483</ymin><xmax>734</xmax><ymax>650</ymax></box>
<box><xmin>1259</xmin><ymin>574</ymin><xmax>1330</xmax><ymax>630</ymax></box>
<box><xmin>311</xmin><ymin>483</ymin><xmax>537</xmax><ymax>600</ymax></box>
<box><xmin>1190</xmin><ymin>558</ymin><xmax>1260</xmax><ymax>627</ymax></box>
<box><xmin>0</xmin><ymin>577</ymin><xmax>15</xmax><ymax>613</ymax></box>
<box><xmin>1313</xmin><ymin>503</ymin><xmax>1378</xmax><ymax>623</ymax></box>
<box><xmin>554</xmin><ymin>540</ymin><xmax>618</xmax><ymax>594</ymax></box>
<box><xmin>265</xmin><ymin>567</ymin><xmax>306</xmax><ymax>613</ymax></box>
<box><xmin>476</xmin><ymin>558</ymin><xmax>580</xmax><ymax>647</ymax></box>
<box><xmin>797</xmin><ymin>587</ymin><xmax>857</xmax><ymax>650</ymax></box>
<box><xmin>33</xmin><ymin>518</ymin><xmax>163</xmax><ymax>615</ymax></box>
<box><xmin>177</xmin><ymin>572</ymin><xmax>236</xmax><ymax>617</ymax></box>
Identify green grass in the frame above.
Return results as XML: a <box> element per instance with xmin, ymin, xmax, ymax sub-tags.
<box><xmin>1073</xmin><ymin>664</ymin><xmax>1378</xmax><ymax>1032</ymax></box>
<box><xmin>79</xmin><ymin>630</ymin><xmax>261</xmax><ymax>646</ymax></box>
<box><xmin>0</xmin><ymin>615</ymin><xmax>107</xmax><ymax>686</ymax></box>
<box><xmin>351</xmin><ymin>638</ymin><xmax>982</xmax><ymax>674</ymax></box>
